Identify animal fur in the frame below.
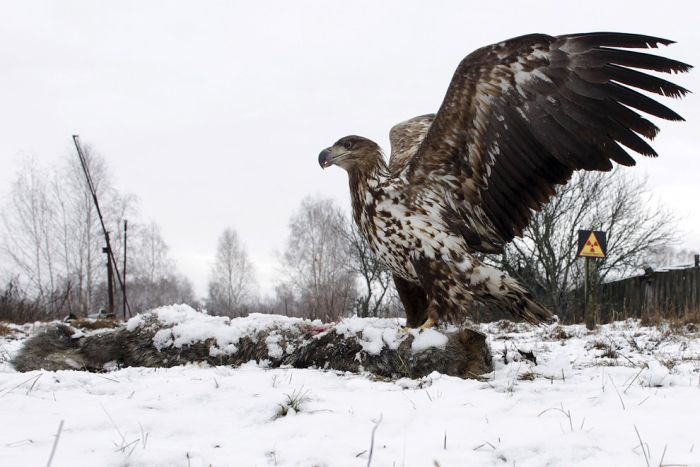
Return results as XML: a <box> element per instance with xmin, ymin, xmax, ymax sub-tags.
<box><xmin>12</xmin><ymin>311</ymin><xmax>492</xmax><ymax>379</ymax></box>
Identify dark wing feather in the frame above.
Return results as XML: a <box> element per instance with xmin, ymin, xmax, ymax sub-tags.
<box><xmin>407</xmin><ymin>32</ymin><xmax>690</xmax><ymax>250</ymax></box>
<box><xmin>388</xmin><ymin>114</ymin><xmax>435</xmax><ymax>174</ymax></box>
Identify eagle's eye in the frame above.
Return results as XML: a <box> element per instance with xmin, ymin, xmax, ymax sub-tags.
<box><xmin>341</xmin><ymin>140</ymin><xmax>353</xmax><ymax>150</ymax></box>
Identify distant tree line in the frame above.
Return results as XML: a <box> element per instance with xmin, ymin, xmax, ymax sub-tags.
<box><xmin>210</xmin><ymin>170</ymin><xmax>681</xmax><ymax>325</ymax></box>
<box><xmin>205</xmin><ymin>196</ymin><xmax>400</xmax><ymax>322</ymax></box>
<box><xmin>215</xmin><ymin>170</ymin><xmax>681</xmax><ymax>324</ymax></box>
<box><xmin>0</xmin><ymin>145</ymin><xmax>398</xmax><ymax>323</ymax></box>
<box><xmin>0</xmin><ymin>145</ymin><xmax>197</xmax><ymax>322</ymax></box>
<box><xmin>1</xmin><ymin>145</ymin><xmax>686</xmax><ymax>325</ymax></box>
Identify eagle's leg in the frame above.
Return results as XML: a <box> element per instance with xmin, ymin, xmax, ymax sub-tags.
<box><xmin>418</xmin><ymin>300</ymin><xmax>444</xmax><ymax>329</ymax></box>
<box><xmin>409</xmin><ymin>257</ymin><xmax>468</xmax><ymax>326</ymax></box>
<box><xmin>419</xmin><ymin>316</ymin><xmax>436</xmax><ymax>329</ymax></box>
<box><xmin>393</xmin><ymin>274</ymin><xmax>429</xmax><ymax>328</ymax></box>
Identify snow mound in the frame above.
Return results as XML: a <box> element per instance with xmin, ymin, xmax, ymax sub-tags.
<box><xmin>411</xmin><ymin>328</ymin><xmax>449</xmax><ymax>352</ymax></box>
<box><xmin>335</xmin><ymin>316</ymin><xmax>407</xmax><ymax>355</ymax></box>
<box><xmin>643</xmin><ymin>360</ymin><xmax>671</xmax><ymax>387</ymax></box>
<box><xmin>123</xmin><ymin>307</ymin><xmax>460</xmax><ymax>360</ymax></box>
<box><xmin>126</xmin><ymin>306</ymin><xmax>452</xmax><ymax>359</ymax></box>
<box><xmin>127</xmin><ymin>304</ymin><xmax>322</xmax><ymax>357</ymax></box>
<box><xmin>334</xmin><ymin>317</ymin><xmax>456</xmax><ymax>355</ymax></box>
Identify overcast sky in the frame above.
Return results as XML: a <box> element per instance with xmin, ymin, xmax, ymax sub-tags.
<box><xmin>1</xmin><ymin>0</ymin><xmax>697</xmax><ymax>298</ymax></box>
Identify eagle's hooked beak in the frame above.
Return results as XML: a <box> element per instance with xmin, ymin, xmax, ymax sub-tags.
<box><xmin>318</xmin><ymin>148</ymin><xmax>334</xmax><ymax>169</ymax></box>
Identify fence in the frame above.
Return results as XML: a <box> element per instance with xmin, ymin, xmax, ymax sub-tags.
<box><xmin>597</xmin><ymin>266</ymin><xmax>700</xmax><ymax>322</ymax></box>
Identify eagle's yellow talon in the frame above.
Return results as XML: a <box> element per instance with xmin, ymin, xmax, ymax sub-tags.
<box><xmin>419</xmin><ymin>317</ymin><xmax>436</xmax><ymax>330</ymax></box>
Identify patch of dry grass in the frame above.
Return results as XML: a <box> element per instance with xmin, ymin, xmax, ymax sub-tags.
<box><xmin>492</xmin><ymin>320</ymin><xmax>517</xmax><ymax>333</ymax></box>
<box><xmin>71</xmin><ymin>319</ymin><xmax>120</xmax><ymax>330</ymax></box>
<box><xmin>640</xmin><ymin>311</ymin><xmax>700</xmax><ymax>334</ymax></box>
<box><xmin>547</xmin><ymin>325</ymin><xmax>570</xmax><ymax>341</ymax></box>
<box><xmin>0</xmin><ymin>322</ymin><xmax>12</xmax><ymax>336</ymax></box>
<box><xmin>588</xmin><ymin>340</ymin><xmax>619</xmax><ymax>358</ymax></box>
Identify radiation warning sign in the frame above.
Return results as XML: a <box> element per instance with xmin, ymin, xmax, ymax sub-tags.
<box><xmin>577</xmin><ymin>230</ymin><xmax>607</xmax><ymax>258</ymax></box>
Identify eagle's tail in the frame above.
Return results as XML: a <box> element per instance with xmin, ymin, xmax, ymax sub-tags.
<box><xmin>516</xmin><ymin>294</ymin><xmax>556</xmax><ymax>326</ymax></box>
<box><xmin>473</xmin><ymin>267</ymin><xmax>556</xmax><ymax>325</ymax></box>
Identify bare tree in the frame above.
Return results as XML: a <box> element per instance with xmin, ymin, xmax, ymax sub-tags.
<box><xmin>0</xmin><ymin>147</ymin><xmax>195</xmax><ymax>319</ymax></box>
<box><xmin>489</xmin><ymin>170</ymin><xmax>677</xmax><ymax>322</ymax></box>
<box><xmin>1</xmin><ymin>157</ymin><xmax>63</xmax><ymax>314</ymax></box>
<box><xmin>278</xmin><ymin>196</ymin><xmax>357</xmax><ymax>321</ymax></box>
<box><xmin>341</xmin><ymin>218</ymin><xmax>395</xmax><ymax>318</ymax></box>
<box><xmin>128</xmin><ymin>222</ymin><xmax>173</xmax><ymax>284</ymax></box>
<box><xmin>0</xmin><ymin>275</ymin><xmax>46</xmax><ymax>323</ymax></box>
<box><xmin>272</xmin><ymin>283</ymin><xmax>296</xmax><ymax>316</ymax></box>
<box><xmin>207</xmin><ymin>228</ymin><xmax>256</xmax><ymax>316</ymax></box>
<box><xmin>117</xmin><ymin>221</ymin><xmax>198</xmax><ymax>313</ymax></box>
<box><xmin>106</xmin><ymin>270</ymin><xmax>198</xmax><ymax>315</ymax></box>
<box><xmin>52</xmin><ymin>145</ymin><xmax>137</xmax><ymax>315</ymax></box>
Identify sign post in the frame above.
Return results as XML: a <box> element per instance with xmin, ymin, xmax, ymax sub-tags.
<box><xmin>577</xmin><ymin>230</ymin><xmax>607</xmax><ymax>330</ymax></box>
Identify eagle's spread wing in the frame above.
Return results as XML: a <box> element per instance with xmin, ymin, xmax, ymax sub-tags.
<box><xmin>389</xmin><ymin>114</ymin><xmax>435</xmax><ymax>174</ymax></box>
<box><xmin>406</xmin><ymin>32</ymin><xmax>691</xmax><ymax>252</ymax></box>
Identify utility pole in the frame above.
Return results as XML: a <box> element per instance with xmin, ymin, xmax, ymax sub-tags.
<box><xmin>123</xmin><ymin>220</ymin><xmax>128</xmax><ymax>321</ymax></box>
<box><xmin>103</xmin><ymin>234</ymin><xmax>115</xmax><ymax>315</ymax></box>
<box><xmin>72</xmin><ymin>135</ymin><xmax>131</xmax><ymax>319</ymax></box>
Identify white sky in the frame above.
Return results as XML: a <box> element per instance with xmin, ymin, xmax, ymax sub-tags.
<box><xmin>1</xmin><ymin>0</ymin><xmax>697</xmax><ymax>299</ymax></box>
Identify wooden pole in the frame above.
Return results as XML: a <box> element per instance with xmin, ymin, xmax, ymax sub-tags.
<box><xmin>122</xmin><ymin>220</ymin><xmax>128</xmax><ymax>321</ymax></box>
<box><xmin>73</xmin><ymin>135</ymin><xmax>131</xmax><ymax>318</ymax></box>
<box><xmin>103</xmin><ymin>233</ymin><xmax>114</xmax><ymax>316</ymax></box>
<box><xmin>584</xmin><ymin>257</ymin><xmax>595</xmax><ymax>330</ymax></box>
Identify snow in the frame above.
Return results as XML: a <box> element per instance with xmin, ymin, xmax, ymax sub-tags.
<box><xmin>643</xmin><ymin>360</ymin><xmax>671</xmax><ymax>387</ymax></box>
<box><xmin>1</xmin><ymin>318</ymin><xmax>700</xmax><ymax>466</ymax></box>
<box><xmin>123</xmin><ymin>305</ymin><xmax>451</xmax><ymax>358</ymax></box>
<box><xmin>411</xmin><ymin>328</ymin><xmax>448</xmax><ymax>352</ymax></box>
<box><xmin>265</xmin><ymin>333</ymin><xmax>285</xmax><ymax>360</ymax></box>
<box><xmin>127</xmin><ymin>305</ymin><xmax>323</xmax><ymax>357</ymax></box>
<box><xmin>334</xmin><ymin>316</ymin><xmax>407</xmax><ymax>354</ymax></box>
<box><xmin>536</xmin><ymin>352</ymin><xmax>572</xmax><ymax>379</ymax></box>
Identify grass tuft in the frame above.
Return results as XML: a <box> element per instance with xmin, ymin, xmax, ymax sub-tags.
<box><xmin>274</xmin><ymin>388</ymin><xmax>311</xmax><ymax>419</ymax></box>
<box><xmin>588</xmin><ymin>339</ymin><xmax>620</xmax><ymax>358</ymax></box>
<box><xmin>548</xmin><ymin>326</ymin><xmax>570</xmax><ymax>340</ymax></box>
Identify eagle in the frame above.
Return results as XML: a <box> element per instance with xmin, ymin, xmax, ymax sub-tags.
<box><xmin>318</xmin><ymin>32</ymin><xmax>690</xmax><ymax>328</ymax></box>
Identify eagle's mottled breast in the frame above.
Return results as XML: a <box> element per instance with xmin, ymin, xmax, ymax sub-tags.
<box><xmin>351</xmin><ymin>173</ymin><xmax>469</xmax><ymax>283</ymax></box>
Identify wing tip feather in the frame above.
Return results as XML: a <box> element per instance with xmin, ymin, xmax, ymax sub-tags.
<box><xmin>565</xmin><ymin>32</ymin><xmax>677</xmax><ymax>49</ymax></box>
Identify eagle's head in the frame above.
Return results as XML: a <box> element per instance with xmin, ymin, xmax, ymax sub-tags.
<box><xmin>318</xmin><ymin>136</ymin><xmax>383</xmax><ymax>173</ymax></box>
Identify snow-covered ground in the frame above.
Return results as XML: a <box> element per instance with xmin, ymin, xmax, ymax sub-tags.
<box><xmin>1</xmin><ymin>316</ymin><xmax>699</xmax><ymax>466</ymax></box>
